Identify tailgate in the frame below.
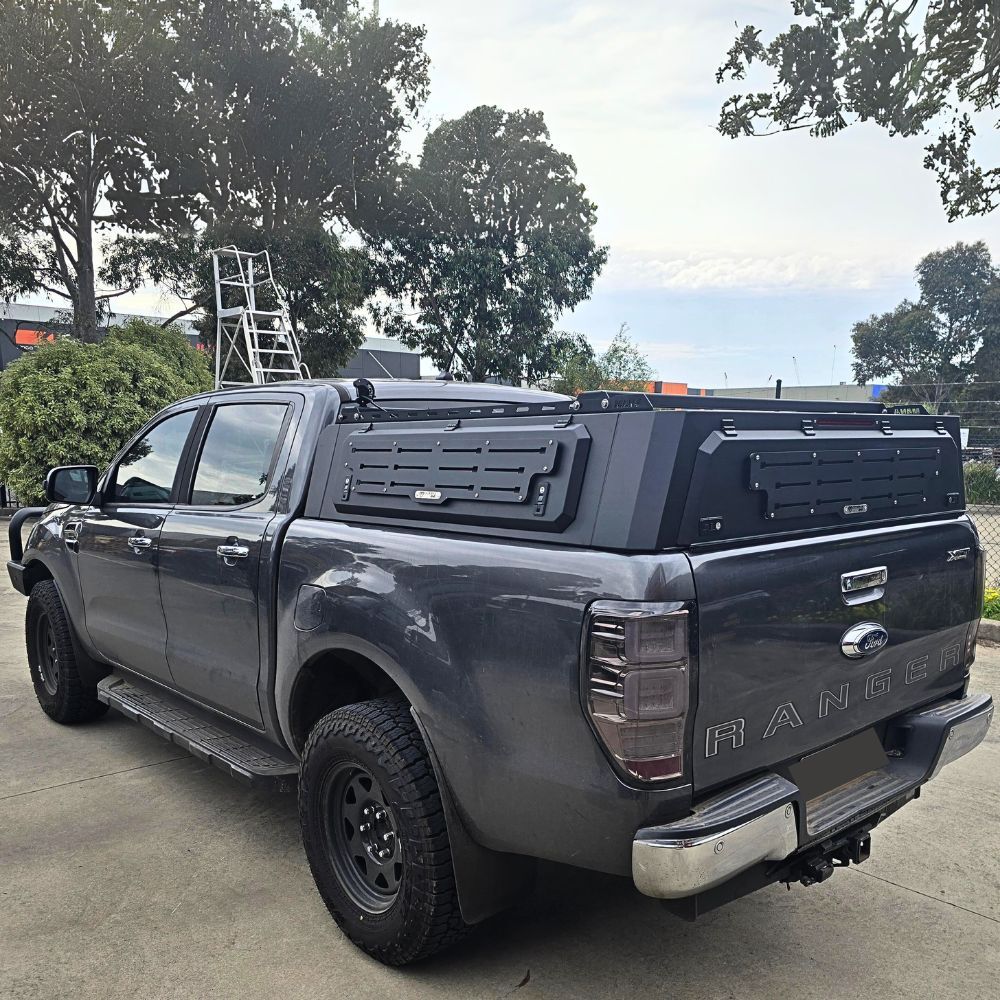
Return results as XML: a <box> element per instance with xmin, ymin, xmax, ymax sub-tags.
<box><xmin>690</xmin><ymin>517</ymin><xmax>980</xmax><ymax>791</ymax></box>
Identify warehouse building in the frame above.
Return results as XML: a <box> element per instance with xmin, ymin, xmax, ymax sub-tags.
<box><xmin>0</xmin><ymin>302</ymin><xmax>420</xmax><ymax>378</ymax></box>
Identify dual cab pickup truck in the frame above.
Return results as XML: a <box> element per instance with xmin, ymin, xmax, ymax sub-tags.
<box><xmin>7</xmin><ymin>379</ymin><xmax>993</xmax><ymax>965</ymax></box>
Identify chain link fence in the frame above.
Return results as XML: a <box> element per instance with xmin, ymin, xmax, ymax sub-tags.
<box><xmin>936</xmin><ymin>395</ymin><xmax>1000</xmax><ymax>589</ymax></box>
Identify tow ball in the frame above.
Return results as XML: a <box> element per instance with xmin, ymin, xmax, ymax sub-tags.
<box><xmin>793</xmin><ymin>831</ymin><xmax>872</xmax><ymax>887</ymax></box>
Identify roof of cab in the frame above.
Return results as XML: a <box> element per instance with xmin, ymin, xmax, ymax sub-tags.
<box><xmin>179</xmin><ymin>378</ymin><xmax>572</xmax><ymax>407</ymax></box>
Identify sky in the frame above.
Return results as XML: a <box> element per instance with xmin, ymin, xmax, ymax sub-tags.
<box><xmin>94</xmin><ymin>1</ymin><xmax>1000</xmax><ymax>389</ymax></box>
<box><xmin>376</xmin><ymin>0</ymin><xmax>1000</xmax><ymax>389</ymax></box>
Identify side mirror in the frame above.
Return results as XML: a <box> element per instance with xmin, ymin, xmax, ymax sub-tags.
<box><xmin>45</xmin><ymin>465</ymin><xmax>99</xmax><ymax>505</ymax></box>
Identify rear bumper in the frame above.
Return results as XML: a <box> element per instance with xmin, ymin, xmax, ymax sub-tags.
<box><xmin>633</xmin><ymin>691</ymin><xmax>993</xmax><ymax>899</ymax></box>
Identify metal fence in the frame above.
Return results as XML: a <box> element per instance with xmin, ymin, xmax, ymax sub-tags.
<box><xmin>945</xmin><ymin>396</ymin><xmax>1000</xmax><ymax>588</ymax></box>
<box><xmin>0</xmin><ymin>482</ymin><xmax>19</xmax><ymax>510</ymax></box>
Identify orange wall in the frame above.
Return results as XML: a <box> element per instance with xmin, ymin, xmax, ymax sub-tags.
<box><xmin>643</xmin><ymin>381</ymin><xmax>705</xmax><ymax>396</ymax></box>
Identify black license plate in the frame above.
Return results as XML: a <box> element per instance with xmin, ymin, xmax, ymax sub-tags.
<box><xmin>787</xmin><ymin>728</ymin><xmax>888</xmax><ymax>801</ymax></box>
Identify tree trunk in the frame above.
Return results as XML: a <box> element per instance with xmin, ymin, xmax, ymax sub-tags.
<box><xmin>75</xmin><ymin>223</ymin><xmax>99</xmax><ymax>343</ymax></box>
<box><xmin>74</xmin><ymin>166</ymin><xmax>99</xmax><ymax>343</ymax></box>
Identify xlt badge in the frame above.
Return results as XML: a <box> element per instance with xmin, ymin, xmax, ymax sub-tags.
<box><xmin>841</xmin><ymin>622</ymin><xmax>889</xmax><ymax>659</ymax></box>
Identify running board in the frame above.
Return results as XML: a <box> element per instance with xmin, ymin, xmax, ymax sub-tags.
<box><xmin>97</xmin><ymin>674</ymin><xmax>298</xmax><ymax>791</ymax></box>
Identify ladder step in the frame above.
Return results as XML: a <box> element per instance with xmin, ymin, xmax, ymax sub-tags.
<box><xmin>213</xmin><ymin>247</ymin><xmax>305</xmax><ymax>390</ymax></box>
<box><xmin>97</xmin><ymin>674</ymin><xmax>298</xmax><ymax>790</ymax></box>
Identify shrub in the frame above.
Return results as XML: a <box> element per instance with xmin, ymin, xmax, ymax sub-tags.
<box><xmin>963</xmin><ymin>461</ymin><xmax>1000</xmax><ymax>506</ymax></box>
<box><xmin>0</xmin><ymin>324</ymin><xmax>210</xmax><ymax>505</ymax></box>
<box><xmin>104</xmin><ymin>319</ymin><xmax>212</xmax><ymax>396</ymax></box>
<box><xmin>984</xmin><ymin>587</ymin><xmax>1000</xmax><ymax>619</ymax></box>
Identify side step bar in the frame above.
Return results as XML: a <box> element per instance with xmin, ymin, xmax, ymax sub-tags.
<box><xmin>97</xmin><ymin>674</ymin><xmax>299</xmax><ymax>791</ymax></box>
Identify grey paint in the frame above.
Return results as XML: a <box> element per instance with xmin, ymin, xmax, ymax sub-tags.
<box><xmin>275</xmin><ymin>519</ymin><xmax>696</xmax><ymax>875</ymax></box>
<box><xmin>690</xmin><ymin>517</ymin><xmax>980</xmax><ymax>791</ymax></box>
<box><xmin>5</xmin><ymin>379</ymin><xmax>983</xmax><ymax>883</ymax></box>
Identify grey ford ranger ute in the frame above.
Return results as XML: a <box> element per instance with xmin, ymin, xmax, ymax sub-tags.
<box><xmin>7</xmin><ymin>379</ymin><xmax>993</xmax><ymax>965</ymax></box>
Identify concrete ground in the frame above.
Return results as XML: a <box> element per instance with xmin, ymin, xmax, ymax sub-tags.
<box><xmin>1</xmin><ymin>527</ymin><xmax>998</xmax><ymax>1000</ymax></box>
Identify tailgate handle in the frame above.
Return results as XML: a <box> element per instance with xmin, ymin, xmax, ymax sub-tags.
<box><xmin>841</xmin><ymin>566</ymin><xmax>887</xmax><ymax>605</ymax></box>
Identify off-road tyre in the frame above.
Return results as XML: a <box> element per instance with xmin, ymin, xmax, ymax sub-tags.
<box><xmin>26</xmin><ymin>580</ymin><xmax>108</xmax><ymax>724</ymax></box>
<box><xmin>298</xmin><ymin>696</ymin><xmax>468</xmax><ymax>965</ymax></box>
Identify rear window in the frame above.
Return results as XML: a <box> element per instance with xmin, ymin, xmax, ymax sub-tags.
<box><xmin>189</xmin><ymin>403</ymin><xmax>287</xmax><ymax>506</ymax></box>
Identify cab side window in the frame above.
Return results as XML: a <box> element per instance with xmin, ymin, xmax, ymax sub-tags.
<box><xmin>110</xmin><ymin>410</ymin><xmax>197</xmax><ymax>504</ymax></box>
<box><xmin>189</xmin><ymin>403</ymin><xmax>288</xmax><ymax>507</ymax></box>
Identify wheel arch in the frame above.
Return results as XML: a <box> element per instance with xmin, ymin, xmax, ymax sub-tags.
<box><xmin>24</xmin><ymin>562</ymin><xmax>109</xmax><ymax>686</ymax></box>
<box><xmin>287</xmin><ymin>646</ymin><xmax>407</xmax><ymax>755</ymax></box>
<box><xmin>21</xmin><ymin>557</ymin><xmax>55</xmax><ymax>594</ymax></box>
<box><xmin>286</xmin><ymin>643</ymin><xmax>536</xmax><ymax>925</ymax></box>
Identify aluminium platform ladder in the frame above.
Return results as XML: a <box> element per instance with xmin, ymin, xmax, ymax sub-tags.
<box><xmin>211</xmin><ymin>246</ymin><xmax>310</xmax><ymax>389</ymax></box>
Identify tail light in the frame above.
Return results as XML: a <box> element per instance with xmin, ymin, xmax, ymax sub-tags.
<box><xmin>584</xmin><ymin>601</ymin><xmax>690</xmax><ymax>782</ymax></box>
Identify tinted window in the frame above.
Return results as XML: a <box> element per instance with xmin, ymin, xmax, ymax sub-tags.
<box><xmin>111</xmin><ymin>410</ymin><xmax>196</xmax><ymax>504</ymax></box>
<box><xmin>190</xmin><ymin>403</ymin><xmax>287</xmax><ymax>506</ymax></box>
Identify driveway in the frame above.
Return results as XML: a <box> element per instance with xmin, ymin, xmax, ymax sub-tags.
<box><xmin>1</xmin><ymin>523</ymin><xmax>998</xmax><ymax>999</ymax></box>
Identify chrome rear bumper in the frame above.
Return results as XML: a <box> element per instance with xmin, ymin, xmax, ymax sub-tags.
<box><xmin>633</xmin><ymin>691</ymin><xmax>993</xmax><ymax>900</ymax></box>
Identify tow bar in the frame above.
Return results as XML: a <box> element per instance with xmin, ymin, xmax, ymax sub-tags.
<box><xmin>790</xmin><ymin>827</ymin><xmax>874</xmax><ymax>887</ymax></box>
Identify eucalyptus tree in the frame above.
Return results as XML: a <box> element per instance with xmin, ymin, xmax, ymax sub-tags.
<box><xmin>717</xmin><ymin>1</ymin><xmax>1000</xmax><ymax>218</ymax></box>
<box><xmin>369</xmin><ymin>105</ymin><xmax>608</xmax><ymax>384</ymax></box>
<box><xmin>852</xmin><ymin>241</ymin><xmax>1000</xmax><ymax>405</ymax></box>
<box><xmin>0</xmin><ymin>1</ymin><xmax>192</xmax><ymax>340</ymax></box>
<box><xmin>103</xmin><ymin>0</ymin><xmax>428</xmax><ymax>372</ymax></box>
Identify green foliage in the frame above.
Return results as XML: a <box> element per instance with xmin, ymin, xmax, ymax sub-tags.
<box><xmin>171</xmin><ymin>2</ymin><xmax>429</xmax><ymax>233</ymax></box>
<box><xmin>102</xmin><ymin>219</ymin><xmax>371</xmax><ymax>377</ymax></box>
<box><xmin>0</xmin><ymin>0</ymin><xmax>194</xmax><ymax>339</ymax></box>
<box><xmin>549</xmin><ymin>327</ymin><xmax>655</xmax><ymax>394</ymax></box>
<box><xmin>104</xmin><ymin>320</ymin><xmax>213</xmax><ymax>396</ymax></box>
<box><xmin>1</xmin><ymin>0</ymin><xmax>429</xmax><ymax>342</ymax></box>
<box><xmin>0</xmin><ymin>329</ymin><xmax>206</xmax><ymax>504</ymax></box>
<box><xmin>964</xmin><ymin>462</ymin><xmax>1000</xmax><ymax>506</ymax></box>
<box><xmin>851</xmin><ymin>242</ymin><xmax>1000</xmax><ymax>405</ymax></box>
<box><xmin>549</xmin><ymin>335</ymin><xmax>600</xmax><ymax>395</ymax></box>
<box><xmin>370</xmin><ymin>105</ymin><xmax>608</xmax><ymax>383</ymax></box>
<box><xmin>716</xmin><ymin>1</ymin><xmax>1000</xmax><ymax>218</ymax></box>
<box><xmin>983</xmin><ymin>586</ymin><xmax>1000</xmax><ymax>619</ymax></box>
<box><xmin>598</xmin><ymin>327</ymin><xmax>656</xmax><ymax>391</ymax></box>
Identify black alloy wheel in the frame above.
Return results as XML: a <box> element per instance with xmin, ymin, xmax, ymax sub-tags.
<box><xmin>298</xmin><ymin>696</ymin><xmax>468</xmax><ymax>965</ymax></box>
<box><xmin>323</xmin><ymin>762</ymin><xmax>403</xmax><ymax>912</ymax></box>
<box><xmin>35</xmin><ymin>611</ymin><xmax>61</xmax><ymax>696</ymax></box>
<box><xmin>25</xmin><ymin>580</ymin><xmax>108</xmax><ymax>724</ymax></box>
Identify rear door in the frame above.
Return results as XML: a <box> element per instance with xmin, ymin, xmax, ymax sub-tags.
<box><xmin>157</xmin><ymin>398</ymin><xmax>294</xmax><ymax>726</ymax></box>
<box><xmin>690</xmin><ymin>517</ymin><xmax>980</xmax><ymax>792</ymax></box>
<box><xmin>76</xmin><ymin>407</ymin><xmax>200</xmax><ymax>681</ymax></box>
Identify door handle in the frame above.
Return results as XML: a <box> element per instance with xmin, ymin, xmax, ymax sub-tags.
<box><xmin>127</xmin><ymin>535</ymin><xmax>153</xmax><ymax>554</ymax></box>
<box><xmin>217</xmin><ymin>543</ymin><xmax>250</xmax><ymax>564</ymax></box>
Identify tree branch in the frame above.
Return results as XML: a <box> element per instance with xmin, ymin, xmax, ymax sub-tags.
<box><xmin>159</xmin><ymin>296</ymin><xmax>212</xmax><ymax>327</ymax></box>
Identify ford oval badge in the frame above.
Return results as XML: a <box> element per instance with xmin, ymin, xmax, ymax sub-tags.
<box><xmin>841</xmin><ymin>622</ymin><xmax>889</xmax><ymax>659</ymax></box>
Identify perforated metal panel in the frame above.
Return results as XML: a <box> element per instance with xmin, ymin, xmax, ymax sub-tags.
<box><xmin>749</xmin><ymin>446</ymin><xmax>945</xmax><ymax>521</ymax></box>
<box><xmin>350</xmin><ymin>431</ymin><xmax>557</xmax><ymax>504</ymax></box>
<box><xmin>325</xmin><ymin>422</ymin><xmax>591</xmax><ymax>531</ymax></box>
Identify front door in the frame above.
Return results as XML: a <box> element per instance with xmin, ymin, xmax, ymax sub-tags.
<box><xmin>158</xmin><ymin>400</ymin><xmax>291</xmax><ymax>726</ymax></box>
<box><xmin>76</xmin><ymin>407</ymin><xmax>199</xmax><ymax>681</ymax></box>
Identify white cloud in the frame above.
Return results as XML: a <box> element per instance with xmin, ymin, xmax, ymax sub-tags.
<box><xmin>602</xmin><ymin>248</ymin><xmax>914</xmax><ymax>293</ymax></box>
<box><xmin>389</xmin><ymin>0</ymin><xmax>1000</xmax><ymax>300</ymax></box>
